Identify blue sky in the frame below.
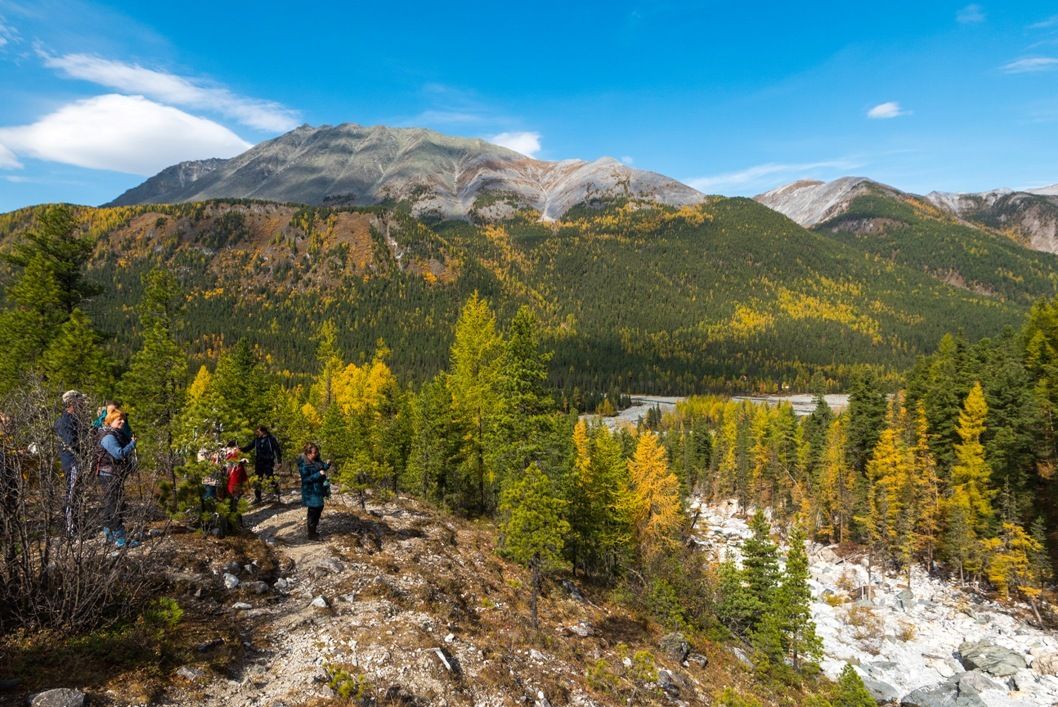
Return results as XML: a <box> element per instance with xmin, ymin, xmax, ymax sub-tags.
<box><xmin>1</xmin><ymin>0</ymin><xmax>1057</xmax><ymax>211</ymax></box>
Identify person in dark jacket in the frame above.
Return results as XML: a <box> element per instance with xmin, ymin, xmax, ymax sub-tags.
<box><xmin>54</xmin><ymin>390</ymin><xmax>86</xmax><ymax>537</ymax></box>
<box><xmin>96</xmin><ymin>410</ymin><xmax>138</xmax><ymax>548</ymax></box>
<box><xmin>297</xmin><ymin>443</ymin><xmax>330</xmax><ymax>540</ymax></box>
<box><xmin>241</xmin><ymin>426</ymin><xmax>282</xmax><ymax>504</ymax></box>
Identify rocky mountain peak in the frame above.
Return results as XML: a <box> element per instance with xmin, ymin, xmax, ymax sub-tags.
<box><xmin>108</xmin><ymin>123</ymin><xmax>704</xmax><ymax>220</ymax></box>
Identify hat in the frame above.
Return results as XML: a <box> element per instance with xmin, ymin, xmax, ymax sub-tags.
<box><xmin>62</xmin><ymin>390</ymin><xmax>84</xmax><ymax>404</ymax></box>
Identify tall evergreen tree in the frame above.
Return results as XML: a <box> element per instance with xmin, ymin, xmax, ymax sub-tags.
<box><xmin>448</xmin><ymin>293</ymin><xmax>504</xmax><ymax>514</ymax></box>
<box><xmin>777</xmin><ymin>525</ymin><xmax>823</xmax><ymax>671</ymax></box>
<box><xmin>845</xmin><ymin>370</ymin><xmax>888</xmax><ymax>474</ymax></box>
<box><xmin>39</xmin><ymin>307</ymin><xmax>114</xmax><ymax>397</ymax></box>
<box><xmin>498</xmin><ymin>462</ymin><xmax>569</xmax><ymax>627</ymax></box>
<box><xmin>119</xmin><ymin>269</ymin><xmax>188</xmax><ymax>481</ymax></box>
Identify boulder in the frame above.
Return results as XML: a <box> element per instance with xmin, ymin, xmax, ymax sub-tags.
<box><xmin>901</xmin><ymin>679</ymin><xmax>986</xmax><ymax>707</ymax></box>
<box><xmin>223</xmin><ymin>561</ymin><xmax>242</xmax><ymax>575</ymax></box>
<box><xmin>659</xmin><ymin>632</ymin><xmax>690</xmax><ymax>663</ymax></box>
<box><xmin>896</xmin><ymin>588</ymin><xmax>914</xmax><ymax>611</ymax></box>
<box><xmin>223</xmin><ymin>572</ymin><xmax>240</xmax><ymax>590</ymax></box>
<box><xmin>958</xmin><ymin>640</ymin><xmax>1027</xmax><ymax>677</ymax></box>
<box><xmin>232</xmin><ymin>602</ymin><xmax>252</xmax><ymax>610</ymax></box>
<box><xmin>28</xmin><ymin>689</ymin><xmax>86</xmax><ymax>707</ymax></box>
<box><xmin>310</xmin><ymin>595</ymin><xmax>329</xmax><ymax>610</ymax></box>
<box><xmin>1010</xmin><ymin>668</ymin><xmax>1038</xmax><ymax>692</ymax></box>
<box><xmin>687</xmin><ymin>652</ymin><xmax>708</xmax><ymax>668</ymax></box>
<box><xmin>244</xmin><ymin>580</ymin><xmax>270</xmax><ymax>595</ymax></box>
<box><xmin>956</xmin><ymin>670</ymin><xmax>1002</xmax><ymax>693</ymax></box>
<box><xmin>859</xmin><ymin>675</ymin><xmax>900</xmax><ymax>703</ymax></box>
<box><xmin>176</xmin><ymin>666</ymin><xmax>205</xmax><ymax>682</ymax></box>
<box><xmin>1034</xmin><ymin>650</ymin><xmax>1058</xmax><ymax>676</ymax></box>
<box><xmin>568</xmin><ymin>622</ymin><xmax>592</xmax><ymax>638</ymax></box>
<box><xmin>656</xmin><ymin>669</ymin><xmax>680</xmax><ymax>698</ymax></box>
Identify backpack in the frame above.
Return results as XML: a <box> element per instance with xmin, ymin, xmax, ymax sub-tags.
<box><xmin>92</xmin><ymin>428</ymin><xmax>115</xmax><ymax>475</ymax></box>
<box><xmin>321</xmin><ymin>477</ymin><xmax>332</xmax><ymax>498</ymax></box>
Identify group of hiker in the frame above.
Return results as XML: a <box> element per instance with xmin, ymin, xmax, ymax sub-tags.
<box><xmin>53</xmin><ymin>390</ymin><xmax>334</xmax><ymax>547</ymax></box>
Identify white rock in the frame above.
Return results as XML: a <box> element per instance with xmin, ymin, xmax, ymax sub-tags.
<box><xmin>223</xmin><ymin>572</ymin><xmax>240</xmax><ymax>589</ymax></box>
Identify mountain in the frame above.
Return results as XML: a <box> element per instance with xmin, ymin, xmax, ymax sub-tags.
<box><xmin>108</xmin><ymin>123</ymin><xmax>705</xmax><ymax>220</ymax></box>
<box><xmin>758</xmin><ymin>177</ymin><xmax>1058</xmax><ymax>257</ymax></box>
<box><xmin>926</xmin><ymin>187</ymin><xmax>1058</xmax><ymax>254</ymax></box>
<box><xmin>754</xmin><ymin>177</ymin><xmax>1058</xmax><ymax>304</ymax></box>
<box><xmin>1</xmin><ymin>195</ymin><xmax>1044</xmax><ymax>394</ymax></box>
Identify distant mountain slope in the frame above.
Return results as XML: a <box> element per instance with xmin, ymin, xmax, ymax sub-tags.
<box><xmin>754</xmin><ymin>178</ymin><xmax>1058</xmax><ymax>303</ymax></box>
<box><xmin>757</xmin><ymin>177</ymin><xmax>1058</xmax><ymax>257</ymax></box>
<box><xmin>926</xmin><ymin>188</ymin><xmax>1058</xmax><ymax>254</ymax></box>
<box><xmin>108</xmin><ymin>123</ymin><xmax>705</xmax><ymax>220</ymax></box>
<box><xmin>1</xmin><ymin>197</ymin><xmax>1042</xmax><ymax>393</ymax></box>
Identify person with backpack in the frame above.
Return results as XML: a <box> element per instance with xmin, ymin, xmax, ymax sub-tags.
<box><xmin>96</xmin><ymin>410</ymin><xmax>138</xmax><ymax>548</ymax></box>
<box><xmin>297</xmin><ymin>443</ymin><xmax>330</xmax><ymax>540</ymax></box>
<box><xmin>241</xmin><ymin>426</ymin><xmax>282</xmax><ymax>504</ymax></box>
<box><xmin>54</xmin><ymin>390</ymin><xmax>87</xmax><ymax>537</ymax></box>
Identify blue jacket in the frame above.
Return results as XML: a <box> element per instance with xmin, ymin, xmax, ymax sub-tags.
<box><xmin>98</xmin><ymin>429</ymin><xmax>136</xmax><ymax>476</ymax></box>
<box><xmin>298</xmin><ymin>456</ymin><xmax>330</xmax><ymax>508</ymax></box>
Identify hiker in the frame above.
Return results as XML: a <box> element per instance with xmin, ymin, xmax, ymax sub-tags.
<box><xmin>297</xmin><ymin>443</ymin><xmax>330</xmax><ymax>540</ymax></box>
<box><xmin>224</xmin><ymin>441</ymin><xmax>248</xmax><ymax>520</ymax></box>
<box><xmin>96</xmin><ymin>410</ymin><xmax>138</xmax><ymax>548</ymax></box>
<box><xmin>54</xmin><ymin>390</ymin><xmax>87</xmax><ymax>536</ymax></box>
<box><xmin>93</xmin><ymin>400</ymin><xmax>132</xmax><ymax>444</ymax></box>
<box><xmin>241</xmin><ymin>426</ymin><xmax>282</xmax><ymax>504</ymax></box>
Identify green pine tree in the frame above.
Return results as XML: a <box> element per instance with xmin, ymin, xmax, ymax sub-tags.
<box><xmin>499</xmin><ymin>462</ymin><xmax>570</xmax><ymax>627</ymax></box>
<box><xmin>39</xmin><ymin>307</ymin><xmax>114</xmax><ymax>397</ymax></box>
<box><xmin>777</xmin><ymin>525</ymin><xmax>823</xmax><ymax>671</ymax></box>
<box><xmin>834</xmin><ymin>664</ymin><xmax>875</xmax><ymax>707</ymax></box>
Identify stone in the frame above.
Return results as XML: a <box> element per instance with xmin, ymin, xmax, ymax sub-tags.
<box><xmin>896</xmin><ymin>588</ymin><xmax>914</xmax><ymax>611</ymax></box>
<box><xmin>195</xmin><ymin>638</ymin><xmax>224</xmax><ymax>653</ymax></box>
<box><xmin>859</xmin><ymin>675</ymin><xmax>900</xmax><ymax>703</ymax></box>
<box><xmin>956</xmin><ymin>670</ymin><xmax>1002</xmax><ymax>693</ymax></box>
<box><xmin>729</xmin><ymin>647</ymin><xmax>752</xmax><ymax>667</ymax></box>
<box><xmin>224</xmin><ymin>561</ymin><xmax>242</xmax><ymax>575</ymax></box>
<box><xmin>687</xmin><ymin>652</ymin><xmax>708</xmax><ymax>668</ymax></box>
<box><xmin>535</xmin><ymin>690</ymin><xmax>552</xmax><ymax>707</ymax></box>
<box><xmin>274</xmin><ymin>577</ymin><xmax>291</xmax><ymax>592</ymax></box>
<box><xmin>176</xmin><ymin>666</ymin><xmax>205</xmax><ymax>682</ymax></box>
<box><xmin>1034</xmin><ymin>650</ymin><xmax>1058</xmax><ymax>676</ymax></box>
<box><xmin>312</xmin><ymin>667</ymin><xmax>329</xmax><ymax>683</ymax></box>
<box><xmin>432</xmin><ymin>647</ymin><xmax>462</xmax><ymax>677</ymax></box>
<box><xmin>530</xmin><ymin>649</ymin><xmax>545</xmax><ymax>662</ymax></box>
<box><xmin>1010</xmin><ymin>668</ymin><xmax>1038</xmax><ymax>692</ymax></box>
<box><xmin>817</xmin><ymin>546</ymin><xmax>841</xmax><ymax>564</ymax></box>
<box><xmin>656</xmin><ymin>669</ymin><xmax>680</xmax><ymax>697</ymax></box>
<box><xmin>223</xmin><ymin>573</ymin><xmax>240</xmax><ymax>590</ymax></box>
<box><xmin>659</xmin><ymin>632</ymin><xmax>690</xmax><ymax>663</ymax></box>
<box><xmin>28</xmin><ymin>689</ymin><xmax>85</xmax><ymax>707</ymax></box>
<box><xmin>569</xmin><ymin>622</ymin><xmax>592</xmax><ymax>637</ymax></box>
<box><xmin>232</xmin><ymin>602</ymin><xmax>252</xmax><ymax>610</ymax></box>
<box><xmin>561</xmin><ymin>579</ymin><xmax>585</xmax><ymax>602</ymax></box>
<box><xmin>958</xmin><ymin>640</ymin><xmax>1027</xmax><ymax>677</ymax></box>
<box><xmin>244</xmin><ymin>581</ymin><xmax>270</xmax><ymax>595</ymax></box>
<box><xmin>900</xmin><ymin>679</ymin><xmax>986</xmax><ymax>707</ymax></box>
<box><xmin>444</xmin><ymin>633</ymin><xmax>455</xmax><ymax>643</ymax></box>
<box><xmin>310</xmin><ymin>595</ymin><xmax>329</xmax><ymax>609</ymax></box>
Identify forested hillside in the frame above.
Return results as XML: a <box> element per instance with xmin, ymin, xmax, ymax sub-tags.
<box><xmin>814</xmin><ymin>185</ymin><xmax>1058</xmax><ymax>303</ymax></box>
<box><xmin>1</xmin><ymin>197</ymin><xmax>1050</xmax><ymax>396</ymax></box>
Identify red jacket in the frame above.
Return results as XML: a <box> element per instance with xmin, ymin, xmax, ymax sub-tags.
<box><xmin>227</xmin><ymin>461</ymin><xmax>248</xmax><ymax>497</ymax></box>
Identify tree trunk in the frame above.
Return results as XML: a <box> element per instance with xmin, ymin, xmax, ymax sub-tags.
<box><xmin>530</xmin><ymin>556</ymin><xmax>541</xmax><ymax>628</ymax></box>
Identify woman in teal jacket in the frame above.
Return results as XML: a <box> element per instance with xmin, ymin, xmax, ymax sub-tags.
<box><xmin>298</xmin><ymin>443</ymin><xmax>330</xmax><ymax>540</ymax></box>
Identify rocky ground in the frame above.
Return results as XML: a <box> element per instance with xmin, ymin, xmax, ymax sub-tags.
<box><xmin>15</xmin><ymin>492</ymin><xmax>773</xmax><ymax>707</ymax></box>
<box><xmin>694</xmin><ymin>499</ymin><xmax>1058</xmax><ymax>707</ymax></box>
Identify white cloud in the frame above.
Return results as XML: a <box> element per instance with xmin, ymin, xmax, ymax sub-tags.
<box><xmin>867</xmin><ymin>101</ymin><xmax>909</xmax><ymax>119</ymax></box>
<box><xmin>1000</xmin><ymin>57</ymin><xmax>1058</xmax><ymax>73</ymax></box>
<box><xmin>0</xmin><ymin>94</ymin><xmax>251</xmax><ymax>174</ymax></box>
<box><xmin>0</xmin><ymin>143</ymin><xmax>21</xmax><ymax>169</ymax></box>
<box><xmin>956</xmin><ymin>4</ymin><xmax>985</xmax><ymax>24</ymax></box>
<box><xmin>620</xmin><ymin>155</ymin><xmax>635</xmax><ymax>165</ymax></box>
<box><xmin>39</xmin><ymin>51</ymin><xmax>300</xmax><ymax>132</ymax></box>
<box><xmin>684</xmin><ymin>159</ymin><xmax>859</xmax><ymax>193</ymax></box>
<box><xmin>488</xmin><ymin>131</ymin><xmax>541</xmax><ymax>158</ymax></box>
<box><xmin>1029</xmin><ymin>15</ymin><xmax>1058</xmax><ymax>30</ymax></box>
<box><xmin>0</xmin><ymin>16</ymin><xmax>19</xmax><ymax>48</ymax></box>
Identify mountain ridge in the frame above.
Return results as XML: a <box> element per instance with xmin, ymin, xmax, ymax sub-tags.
<box><xmin>108</xmin><ymin>123</ymin><xmax>705</xmax><ymax>220</ymax></box>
